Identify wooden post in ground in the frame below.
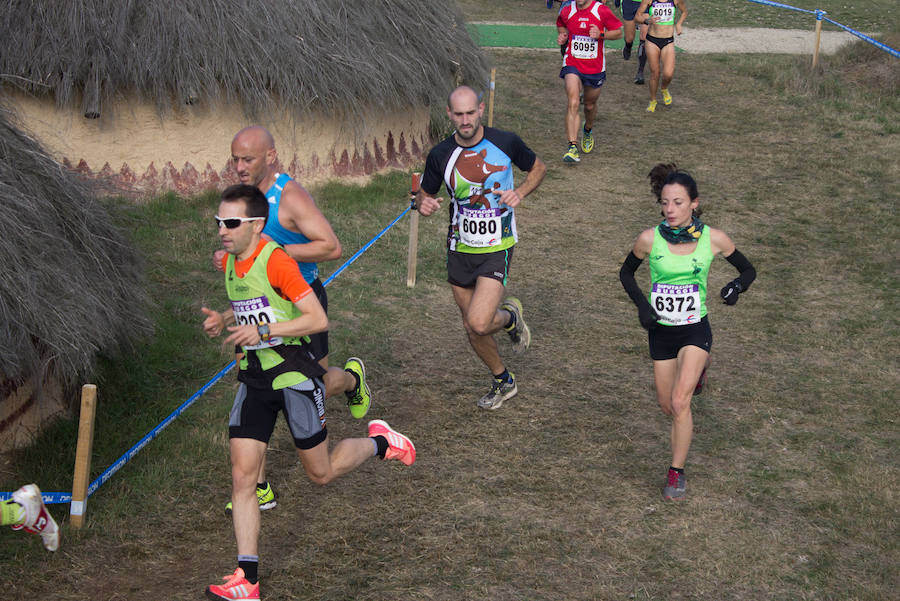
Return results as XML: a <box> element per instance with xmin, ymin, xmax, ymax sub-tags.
<box><xmin>487</xmin><ymin>68</ymin><xmax>497</xmax><ymax>127</ymax></box>
<box><xmin>812</xmin><ymin>10</ymin><xmax>825</xmax><ymax>69</ymax></box>
<box><xmin>70</xmin><ymin>384</ymin><xmax>97</xmax><ymax>528</ymax></box>
<box><xmin>407</xmin><ymin>172</ymin><xmax>421</xmax><ymax>288</ymax></box>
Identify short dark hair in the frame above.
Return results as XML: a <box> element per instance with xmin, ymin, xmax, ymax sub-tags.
<box><xmin>221</xmin><ymin>184</ymin><xmax>269</xmax><ymax>225</ymax></box>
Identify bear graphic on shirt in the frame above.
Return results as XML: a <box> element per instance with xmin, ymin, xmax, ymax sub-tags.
<box><xmin>451</xmin><ymin>149</ymin><xmax>508</xmax><ymax>210</ymax></box>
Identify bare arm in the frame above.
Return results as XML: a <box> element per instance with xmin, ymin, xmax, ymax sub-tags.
<box><xmin>675</xmin><ymin>0</ymin><xmax>687</xmax><ymax>34</ymax></box>
<box><xmin>415</xmin><ymin>188</ymin><xmax>444</xmax><ymax>217</ymax></box>
<box><xmin>277</xmin><ymin>181</ymin><xmax>342</xmax><ymax>262</ymax></box>
<box><xmin>223</xmin><ymin>292</ymin><xmax>328</xmax><ymax>348</ymax></box>
<box><xmin>632</xmin><ymin>228</ymin><xmax>655</xmax><ymax>260</ymax></box>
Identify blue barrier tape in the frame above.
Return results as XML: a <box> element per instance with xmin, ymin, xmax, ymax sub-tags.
<box><xmin>823</xmin><ymin>17</ymin><xmax>900</xmax><ymax>59</ymax></box>
<box><xmin>746</xmin><ymin>0</ymin><xmax>899</xmax><ymax>59</ymax></box>
<box><xmin>323</xmin><ymin>206</ymin><xmax>411</xmax><ymax>286</ymax></box>
<box><xmin>745</xmin><ymin>0</ymin><xmax>813</xmax><ymax>15</ymax></box>
<box><xmin>1</xmin><ymin>206</ymin><xmax>412</xmax><ymax>505</ymax></box>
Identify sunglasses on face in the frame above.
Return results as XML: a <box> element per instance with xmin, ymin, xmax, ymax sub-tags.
<box><xmin>214</xmin><ymin>216</ymin><xmax>265</xmax><ymax>229</ymax></box>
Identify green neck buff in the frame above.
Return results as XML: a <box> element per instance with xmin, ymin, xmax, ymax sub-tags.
<box><xmin>658</xmin><ymin>217</ymin><xmax>704</xmax><ymax>244</ymax></box>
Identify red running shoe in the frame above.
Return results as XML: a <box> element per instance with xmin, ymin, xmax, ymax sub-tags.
<box><xmin>206</xmin><ymin>568</ymin><xmax>260</xmax><ymax>601</ymax></box>
<box><xmin>368</xmin><ymin>420</ymin><xmax>416</xmax><ymax>465</ymax></box>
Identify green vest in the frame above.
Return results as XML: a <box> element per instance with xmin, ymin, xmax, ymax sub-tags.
<box><xmin>650</xmin><ymin>0</ymin><xmax>676</xmax><ymax>26</ymax></box>
<box><xmin>225</xmin><ymin>242</ymin><xmax>311</xmax><ymax>389</ymax></box>
<box><xmin>648</xmin><ymin>226</ymin><xmax>712</xmax><ymax>326</ymax></box>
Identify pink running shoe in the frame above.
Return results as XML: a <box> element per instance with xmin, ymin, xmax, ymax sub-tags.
<box><xmin>11</xmin><ymin>484</ymin><xmax>59</xmax><ymax>551</ymax></box>
<box><xmin>368</xmin><ymin>420</ymin><xmax>416</xmax><ymax>465</ymax></box>
<box><xmin>206</xmin><ymin>568</ymin><xmax>260</xmax><ymax>601</ymax></box>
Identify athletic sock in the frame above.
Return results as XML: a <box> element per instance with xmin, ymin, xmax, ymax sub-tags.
<box><xmin>256</xmin><ymin>481</ymin><xmax>268</xmax><ymax>491</ymax></box>
<box><xmin>669</xmin><ymin>466</ymin><xmax>684</xmax><ymax>474</ymax></box>
<box><xmin>0</xmin><ymin>499</ymin><xmax>25</xmax><ymax>526</ymax></box>
<box><xmin>504</xmin><ymin>310</ymin><xmax>517</xmax><ymax>330</ymax></box>
<box><xmin>238</xmin><ymin>555</ymin><xmax>259</xmax><ymax>584</ymax></box>
<box><xmin>493</xmin><ymin>369</ymin><xmax>512</xmax><ymax>384</ymax></box>
<box><xmin>371</xmin><ymin>435</ymin><xmax>389</xmax><ymax>459</ymax></box>
<box><xmin>345</xmin><ymin>369</ymin><xmax>361</xmax><ymax>396</ymax></box>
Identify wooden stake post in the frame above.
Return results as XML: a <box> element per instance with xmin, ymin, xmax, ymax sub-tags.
<box><xmin>812</xmin><ymin>10</ymin><xmax>826</xmax><ymax>69</ymax></box>
<box><xmin>487</xmin><ymin>68</ymin><xmax>496</xmax><ymax>127</ymax></box>
<box><xmin>70</xmin><ymin>384</ymin><xmax>97</xmax><ymax>528</ymax></box>
<box><xmin>407</xmin><ymin>172</ymin><xmax>421</xmax><ymax>288</ymax></box>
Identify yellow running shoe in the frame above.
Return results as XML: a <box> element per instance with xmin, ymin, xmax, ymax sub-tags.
<box><xmin>662</xmin><ymin>88</ymin><xmax>673</xmax><ymax>105</ymax></box>
<box><xmin>563</xmin><ymin>144</ymin><xmax>580</xmax><ymax>163</ymax></box>
<box><xmin>647</xmin><ymin>99</ymin><xmax>657</xmax><ymax>113</ymax></box>
<box><xmin>580</xmin><ymin>128</ymin><xmax>594</xmax><ymax>154</ymax></box>
<box><xmin>344</xmin><ymin>357</ymin><xmax>371</xmax><ymax>419</ymax></box>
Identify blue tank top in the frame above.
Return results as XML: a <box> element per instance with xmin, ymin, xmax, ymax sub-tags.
<box><xmin>262</xmin><ymin>173</ymin><xmax>318</xmax><ymax>283</ymax></box>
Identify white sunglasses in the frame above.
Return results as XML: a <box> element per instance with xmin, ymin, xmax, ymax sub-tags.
<box><xmin>215</xmin><ymin>216</ymin><xmax>265</xmax><ymax>229</ymax></box>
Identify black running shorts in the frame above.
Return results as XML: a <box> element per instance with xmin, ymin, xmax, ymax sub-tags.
<box><xmin>228</xmin><ymin>379</ymin><xmax>328</xmax><ymax>450</ymax></box>
<box><xmin>648</xmin><ymin>316</ymin><xmax>712</xmax><ymax>361</ymax></box>
<box><xmin>447</xmin><ymin>248</ymin><xmax>513</xmax><ymax>288</ymax></box>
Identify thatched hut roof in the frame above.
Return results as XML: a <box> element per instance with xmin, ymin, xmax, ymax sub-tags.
<box><xmin>0</xmin><ymin>105</ymin><xmax>149</xmax><ymax>388</ymax></box>
<box><xmin>0</xmin><ymin>0</ymin><xmax>491</xmax><ymax>121</ymax></box>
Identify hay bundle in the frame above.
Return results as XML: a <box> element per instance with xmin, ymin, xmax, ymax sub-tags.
<box><xmin>0</xmin><ymin>106</ymin><xmax>149</xmax><ymax>388</ymax></box>
<box><xmin>0</xmin><ymin>0</ymin><xmax>490</xmax><ymax>120</ymax></box>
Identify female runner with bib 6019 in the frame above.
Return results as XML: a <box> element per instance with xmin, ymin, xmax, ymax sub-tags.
<box><xmin>619</xmin><ymin>163</ymin><xmax>756</xmax><ymax>501</ymax></box>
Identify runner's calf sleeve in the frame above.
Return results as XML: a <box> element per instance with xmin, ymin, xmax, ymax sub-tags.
<box><xmin>620</xmin><ymin>252</ymin><xmax>659</xmax><ymax>329</ymax></box>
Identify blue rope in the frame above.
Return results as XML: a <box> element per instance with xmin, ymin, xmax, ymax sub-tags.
<box><xmin>1</xmin><ymin>206</ymin><xmax>412</xmax><ymax>505</ymax></box>
<box><xmin>745</xmin><ymin>0</ymin><xmax>899</xmax><ymax>60</ymax></box>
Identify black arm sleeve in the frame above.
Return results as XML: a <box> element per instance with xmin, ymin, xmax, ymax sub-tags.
<box><xmin>620</xmin><ymin>252</ymin><xmax>659</xmax><ymax>329</ymax></box>
<box><xmin>725</xmin><ymin>248</ymin><xmax>756</xmax><ymax>291</ymax></box>
<box><xmin>619</xmin><ymin>251</ymin><xmax>648</xmax><ymax>308</ymax></box>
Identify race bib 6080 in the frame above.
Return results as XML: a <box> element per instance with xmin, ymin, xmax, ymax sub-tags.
<box><xmin>458</xmin><ymin>206</ymin><xmax>503</xmax><ymax>248</ymax></box>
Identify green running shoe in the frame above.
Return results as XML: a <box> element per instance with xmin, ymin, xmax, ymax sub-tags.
<box><xmin>344</xmin><ymin>357</ymin><xmax>371</xmax><ymax>419</ymax></box>
<box><xmin>224</xmin><ymin>482</ymin><xmax>277</xmax><ymax>516</ymax></box>
<box><xmin>580</xmin><ymin>128</ymin><xmax>594</xmax><ymax>154</ymax></box>
<box><xmin>563</xmin><ymin>144</ymin><xmax>580</xmax><ymax>163</ymax></box>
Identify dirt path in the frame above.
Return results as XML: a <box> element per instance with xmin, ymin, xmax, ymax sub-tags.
<box><xmin>674</xmin><ymin>27</ymin><xmax>862</xmax><ymax>54</ymax></box>
<box><xmin>475</xmin><ymin>23</ymin><xmax>864</xmax><ymax>54</ymax></box>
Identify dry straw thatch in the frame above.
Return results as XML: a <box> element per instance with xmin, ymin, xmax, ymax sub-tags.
<box><xmin>0</xmin><ymin>106</ymin><xmax>149</xmax><ymax>390</ymax></box>
<box><xmin>0</xmin><ymin>0</ymin><xmax>491</xmax><ymax>120</ymax></box>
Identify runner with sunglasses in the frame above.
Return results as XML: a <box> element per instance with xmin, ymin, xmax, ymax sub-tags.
<box><xmin>214</xmin><ymin>126</ymin><xmax>372</xmax><ymax>516</ymax></box>
<box><xmin>619</xmin><ymin>163</ymin><xmax>756</xmax><ymax>501</ymax></box>
<box><xmin>201</xmin><ymin>185</ymin><xmax>415</xmax><ymax>601</ymax></box>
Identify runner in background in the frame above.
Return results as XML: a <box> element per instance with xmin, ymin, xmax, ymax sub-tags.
<box><xmin>637</xmin><ymin>0</ymin><xmax>688</xmax><ymax>112</ymax></box>
<box><xmin>556</xmin><ymin>0</ymin><xmax>623</xmax><ymax>163</ymax></box>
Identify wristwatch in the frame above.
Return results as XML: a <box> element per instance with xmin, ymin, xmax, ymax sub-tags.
<box><xmin>257</xmin><ymin>323</ymin><xmax>271</xmax><ymax>343</ymax></box>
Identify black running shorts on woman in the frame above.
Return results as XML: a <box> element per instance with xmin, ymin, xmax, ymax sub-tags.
<box><xmin>648</xmin><ymin>316</ymin><xmax>712</xmax><ymax>360</ymax></box>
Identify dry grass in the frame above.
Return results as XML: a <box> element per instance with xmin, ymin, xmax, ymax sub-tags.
<box><xmin>2</xmin><ymin>10</ymin><xmax>898</xmax><ymax>601</ymax></box>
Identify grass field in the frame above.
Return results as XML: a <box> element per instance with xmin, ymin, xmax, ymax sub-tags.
<box><xmin>1</xmin><ymin>2</ymin><xmax>898</xmax><ymax>600</ymax></box>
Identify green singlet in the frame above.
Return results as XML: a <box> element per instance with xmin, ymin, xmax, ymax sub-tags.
<box><xmin>650</xmin><ymin>0</ymin><xmax>676</xmax><ymax>26</ymax></box>
<box><xmin>225</xmin><ymin>242</ymin><xmax>318</xmax><ymax>390</ymax></box>
<box><xmin>648</xmin><ymin>226</ymin><xmax>713</xmax><ymax>326</ymax></box>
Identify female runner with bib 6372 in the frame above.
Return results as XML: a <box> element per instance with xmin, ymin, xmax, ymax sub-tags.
<box><xmin>619</xmin><ymin>163</ymin><xmax>756</xmax><ymax>501</ymax></box>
